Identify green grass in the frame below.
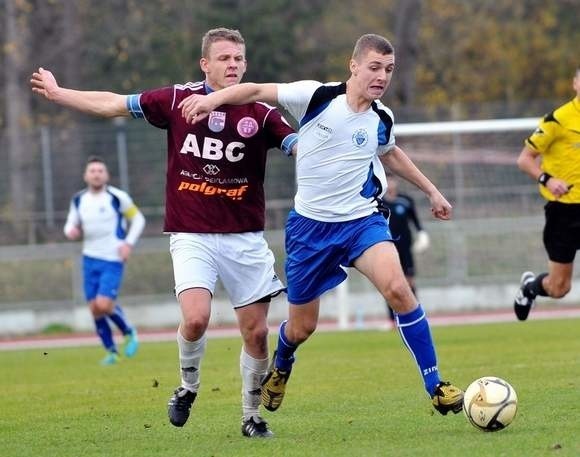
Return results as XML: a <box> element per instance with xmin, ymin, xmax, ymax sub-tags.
<box><xmin>1</xmin><ymin>319</ymin><xmax>579</xmax><ymax>457</ymax></box>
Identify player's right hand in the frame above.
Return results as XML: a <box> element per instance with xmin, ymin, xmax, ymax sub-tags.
<box><xmin>178</xmin><ymin>94</ymin><xmax>213</xmax><ymax>124</ymax></box>
<box><xmin>429</xmin><ymin>192</ymin><xmax>453</xmax><ymax>221</ymax></box>
<box><xmin>65</xmin><ymin>226</ymin><xmax>82</xmax><ymax>241</ymax></box>
<box><xmin>30</xmin><ymin>67</ymin><xmax>59</xmax><ymax>100</ymax></box>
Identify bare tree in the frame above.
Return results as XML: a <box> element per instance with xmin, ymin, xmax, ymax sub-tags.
<box><xmin>393</xmin><ymin>0</ymin><xmax>423</xmax><ymax>107</ymax></box>
<box><xmin>4</xmin><ymin>0</ymin><xmax>36</xmax><ymax>241</ymax></box>
<box><xmin>53</xmin><ymin>1</ymin><xmax>84</xmax><ymax>212</ymax></box>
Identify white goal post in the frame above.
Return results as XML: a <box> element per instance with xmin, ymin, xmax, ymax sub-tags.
<box><xmin>394</xmin><ymin>117</ymin><xmax>539</xmax><ymax>136</ymax></box>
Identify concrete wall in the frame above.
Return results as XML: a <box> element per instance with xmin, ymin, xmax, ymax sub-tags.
<box><xmin>3</xmin><ymin>278</ymin><xmax>580</xmax><ymax>336</ymax></box>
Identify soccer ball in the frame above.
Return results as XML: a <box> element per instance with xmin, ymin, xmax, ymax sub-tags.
<box><xmin>462</xmin><ymin>376</ymin><xmax>518</xmax><ymax>432</ymax></box>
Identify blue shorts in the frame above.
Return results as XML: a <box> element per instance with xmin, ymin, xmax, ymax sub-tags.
<box><xmin>285</xmin><ymin>210</ymin><xmax>392</xmax><ymax>304</ymax></box>
<box><xmin>82</xmin><ymin>256</ymin><xmax>124</xmax><ymax>301</ymax></box>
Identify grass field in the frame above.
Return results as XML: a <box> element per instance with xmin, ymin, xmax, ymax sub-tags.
<box><xmin>1</xmin><ymin>319</ymin><xmax>579</xmax><ymax>457</ymax></box>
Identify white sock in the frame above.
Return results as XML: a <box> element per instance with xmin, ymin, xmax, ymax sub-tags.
<box><xmin>240</xmin><ymin>348</ymin><xmax>268</xmax><ymax>419</ymax></box>
<box><xmin>177</xmin><ymin>331</ymin><xmax>207</xmax><ymax>393</ymax></box>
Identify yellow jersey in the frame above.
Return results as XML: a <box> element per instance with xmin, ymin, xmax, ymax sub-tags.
<box><xmin>525</xmin><ymin>97</ymin><xmax>580</xmax><ymax>203</ymax></box>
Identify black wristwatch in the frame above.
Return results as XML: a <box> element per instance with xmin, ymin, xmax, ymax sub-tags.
<box><xmin>538</xmin><ymin>172</ymin><xmax>552</xmax><ymax>186</ymax></box>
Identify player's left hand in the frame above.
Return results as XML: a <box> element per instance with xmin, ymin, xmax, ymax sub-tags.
<box><xmin>178</xmin><ymin>94</ymin><xmax>213</xmax><ymax>124</ymax></box>
<box><xmin>119</xmin><ymin>243</ymin><xmax>132</xmax><ymax>262</ymax></box>
<box><xmin>546</xmin><ymin>177</ymin><xmax>573</xmax><ymax>199</ymax></box>
<box><xmin>429</xmin><ymin>192</ymin><xmax>453</xmax><ymax>220</ymax></box>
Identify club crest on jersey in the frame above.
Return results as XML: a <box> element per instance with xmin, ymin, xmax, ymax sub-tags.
<box><xmin>208</xmin><ymin>111</ymin><xmax>226</xmax><ymax>133</ymax></box>
<box><xmin>237</xmin><ymin>117</ymin><xmax>259</xmax><ymax>138</ymax></box>
<box><xmin>352</xmin><ymin>129</ymin><xmax>369</xmax><ymax>147</ymax></box>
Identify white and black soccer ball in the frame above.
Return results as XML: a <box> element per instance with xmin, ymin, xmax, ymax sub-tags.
<box><xmin>462</xmin><ymin>376</ymin><xmax>518</xmax><ymax>432</ymax></box>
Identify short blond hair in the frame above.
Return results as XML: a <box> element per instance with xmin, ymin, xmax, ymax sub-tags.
<box><xmin>201</xmin><ymin>28</ymin><xmax>245</xmax><ymax>58</ymax></box>
<box><xmin>352</xmin><ymin>34</ymin><xmax>394</xmax><ymax>61</ymax></box>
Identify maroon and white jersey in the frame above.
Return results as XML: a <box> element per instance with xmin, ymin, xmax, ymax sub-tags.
<box><xmin>127</xmin><ymin>82</ymin><xmax>297</xmax><ymax>233</ymax></box>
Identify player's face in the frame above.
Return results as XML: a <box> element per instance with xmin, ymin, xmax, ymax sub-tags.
<box><xmin>351</xmin><ymin>50</ymin><xmax>395</xmax><ymax>101</ymax></box>
<box><xmin>84</xmin><ymin>162</ymin><xmax>109</xmax><ymax>191</ymax></box>
<box><xmin>201</xmin><ymin>40</ymin><xmax>247</xmax><ymax>90</ymax></box>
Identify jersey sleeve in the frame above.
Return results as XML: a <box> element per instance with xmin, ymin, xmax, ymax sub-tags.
<box><xmin>112</xmin><ymin>188</ymin><xmax>139</xmax><ymax>218</ymax></box>
<box><xmin>63</xmin><ymin>197</ymin><xmax>81</xmax><ymax>236</ymax></box>
<box><xmin>525</xmin><ymin>113</ymin><xmax>559</xmax><ymax>154</ymax></box>
<box><xmin>375</xmin><ymin>101</ymin><xmax>396</xmax><ymax>155</ymax></box>
<box><xmin>126</xmin><ymin>86</ymin><xmax>175</xmax><ymax>129</ymax></box>
<box><xmin>261</xmin><ymin>105</ymin><xmax>298</xmax><ymax>155</ymax></box>
<box><xmin>111</xmin><ymin>188</ymin><xmax>145</xmax><ymax>246</ymax></box>
<box><xmin>277</xmin><ymin>80</ymin><xmax>323</xmax><ymax>123</ymax></box>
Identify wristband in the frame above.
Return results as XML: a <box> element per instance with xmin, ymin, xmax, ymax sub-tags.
<box><xmin>538</xmin><ymin>172</ymin><xmax>552</xmax><ymax>186</ymax></box>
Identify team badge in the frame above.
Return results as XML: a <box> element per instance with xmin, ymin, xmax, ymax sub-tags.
<box><xmin>208</xmin><ymin>111</ymin><xmax>226</xmax><ymax>132</ymax></box>
<box><xmin>352</xmin><ymin>129</ymin><xmax>369</xmax><ymax>147</ymax></box>
<box><xmin>237</xmin><ymin>117</ymin><xmax>259</xmax><ymax>138</ymax></box>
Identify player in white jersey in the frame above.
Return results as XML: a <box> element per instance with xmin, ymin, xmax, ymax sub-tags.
<box><xmin>180</xmin><ymin>33</ymin><xmax>464</xmax><ymax>421</ymax></box>
<box><xmin>64</xmin><ymin>156</ymin><xmax>145</xmax><ymax>365</ymax></box>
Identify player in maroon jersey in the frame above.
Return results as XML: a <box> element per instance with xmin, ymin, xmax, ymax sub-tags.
<box><xmin>31</xmin><ymin>28</ymin><xmax>297</xmax><ymax>438</ymax></box>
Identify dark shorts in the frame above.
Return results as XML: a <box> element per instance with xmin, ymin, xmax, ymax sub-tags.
<box><xmin>543</xmin><ymin>201</ymin><xmax>580</xmax><ymax>264</ymax></box>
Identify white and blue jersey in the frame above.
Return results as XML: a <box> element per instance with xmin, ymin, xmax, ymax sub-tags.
<box><xmin>64</xmin><ymin>186</ymin><xmax>145</xmax><ymax>262</ymax></box>
<box><xmin>277</xmin><ymin>80</ymin><xmax>396</xmax><ymax>304</ymax></box>
<box><xmin>277</xmin><ymin>80</ymin><xmax>395</xmax><ymax>222</ymax></box>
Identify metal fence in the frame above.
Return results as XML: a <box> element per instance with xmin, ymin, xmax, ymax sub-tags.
<box><xmin>2</xmin><ymin>118</ymin><xmax>579</xmax><ymax>333</ymax></box>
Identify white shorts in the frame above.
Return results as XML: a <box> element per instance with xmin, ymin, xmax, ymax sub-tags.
<box><xmin>169</xmin><ymin>232</ymin><xmax>285</xmax><ymax>308</ymax></box>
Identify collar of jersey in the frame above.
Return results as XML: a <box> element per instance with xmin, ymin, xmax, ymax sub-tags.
<box><xmin>204</xmin><ymin>82</ymin><xmax>215</xmax><ymax>94</ymax></box>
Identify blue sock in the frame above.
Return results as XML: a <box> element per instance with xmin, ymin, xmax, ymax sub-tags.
<box><xmin>275</xmin><ymin>320</ymin><xmax>297</xmax><ymax>372</ymax></box>
<box><xmin>108</xmin><ymin>304</ymin><xmax>132</xmax><ymax>335</ymax></box>
<box><xmin>95</xmin><ymin>317</ymin><xmax>116</xmax><ymax>353</ymax></box>
<box><xmin>396</xmin><ymin>304</ymin><xmax>440</xmax><ymax>396</ymax></box>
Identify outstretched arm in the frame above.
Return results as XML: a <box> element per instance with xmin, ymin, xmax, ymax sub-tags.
<box><xmin>381</xmin><ymin>146</ymin><xmax>452</xmax><ymax>220</ymax></box>
<box><xmin>30</xmin><ymin>67</ymin><xmax>129</xmax><ymax>118</ymax></box>
<box><xmin>178</xmin><ymin>83</ymin><xmax>279</xmax><ymax>124</ymax></box>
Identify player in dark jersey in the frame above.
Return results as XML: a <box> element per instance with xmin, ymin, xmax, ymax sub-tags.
<box><xmin>31</xmin><ymin>28</ymin><xmax>297</xmax><ymax>438</ymax></box>
<box><xmin>380</xmin><ymin>175</ymin><xmax>430</xmax><ymax>323</ymax></box>
<box><xmin>513</xmin><ymin>66</ymin><xmax>580</xmax><ymax>321</ymax></box>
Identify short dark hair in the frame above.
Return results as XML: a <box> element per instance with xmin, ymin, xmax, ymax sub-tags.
<box><xmin>352</xmin><ymin>34</ymin><xmax>394</xmax><ymax>61</ymax></box>
<box><xmin>86</xmin><ymin>155</ymin><xmax>106</xmax><ymax>166</ymax></box>
<box><xmin>87</xmin><ymin>155</ymin><xmax>107</xmax><ymax>165</ymax></box>
<box><xmin>201</xmin><ymin>28</ymin><xmax>245</xmax><ymax>58</ymax></box>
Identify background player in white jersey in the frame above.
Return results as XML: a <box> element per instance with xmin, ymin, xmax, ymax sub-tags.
<box><xmin>179</xmin><ymin>33</ymin><xmax>464</xmax><ymax>420</ymax></box>
<box><xmin>64</xmin><ymin>156</ymin><xmax>145</xmax><ymax>365</ymax></box>
<box><xmin>32</xmin><ymin>28</ymin><xmax>297</xmax><ymax>437</ymax></box>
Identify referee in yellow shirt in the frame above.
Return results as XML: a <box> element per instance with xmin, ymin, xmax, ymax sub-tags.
<box><xmin>514</xmin><ymin>66</ymin><xmax>580</xmax><ymax>320</ymax></box>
